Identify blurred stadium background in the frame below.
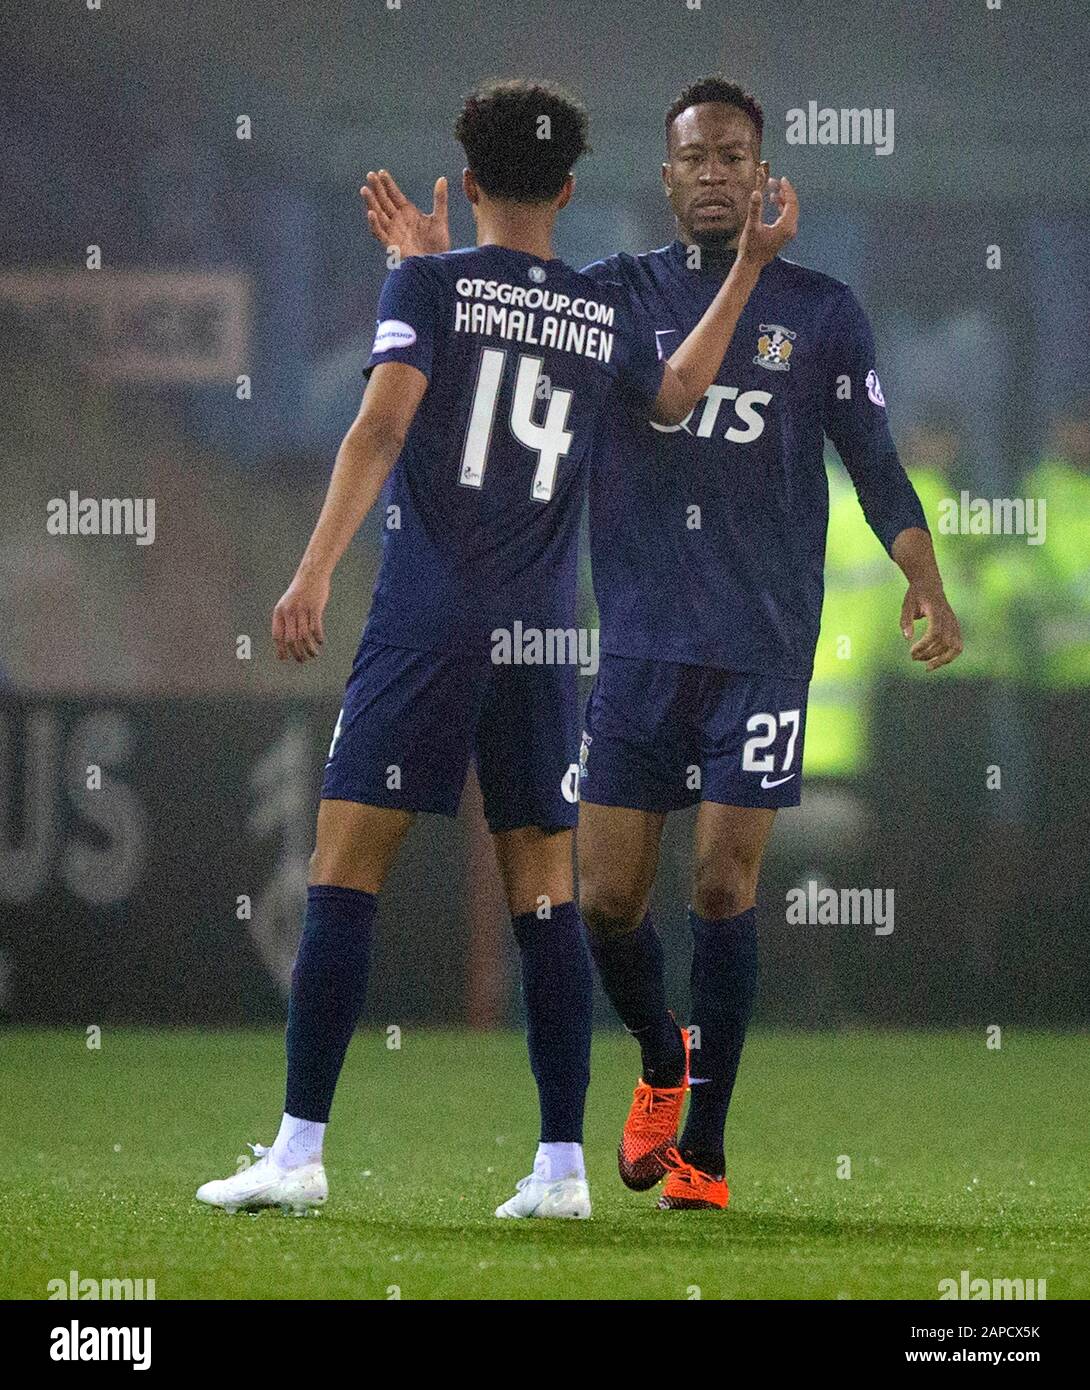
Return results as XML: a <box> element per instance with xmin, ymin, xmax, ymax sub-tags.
<box><xmin>2</xmin><ymin>0</ymin><xmax>1089</xmax><ymax>1039</ymax></box>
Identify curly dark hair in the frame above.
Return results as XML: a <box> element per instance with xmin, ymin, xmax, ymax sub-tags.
<box><xmin>454</xmin><ymin>78</ymin><xmax>590</xmax><ymax>202</ymax></box>
<box><xmin>664</xmin><ymin>76</ymin><xmax>763</xmax><ymax>149</ymax></box>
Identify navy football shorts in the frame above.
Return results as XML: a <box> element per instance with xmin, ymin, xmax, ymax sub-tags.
<box><xmin>321</xmin><ymin>637</ymin><xmax>581</xmax><ymax>834</ymax></box>
<box><xmin>580</xmin><ymin>653</ymin><xmax>809</xmax><ymax>812</ymax></box>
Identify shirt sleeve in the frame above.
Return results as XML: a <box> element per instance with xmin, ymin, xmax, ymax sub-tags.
<box><xmin>613</xmin><ymin>294</ymin><xmax>665</xmax><ymax>413</ymax></box>
<box><xmin>824</xmin><ymin>286</ymin><xmax>927</xmax><ymax>553</ymax></box>
<box><xmin>364</xmin><ymin>257</ymin><xmax>438</xmax><ymax>381</ymax></box>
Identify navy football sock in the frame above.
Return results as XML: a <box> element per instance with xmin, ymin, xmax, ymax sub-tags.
<box><xmin>284</xmin><ymin>884</ymin><xmax>376</xmax><ymax>1123</ymax></box>
<box><xmin>512</xmin><ymin>901</ymin><xmax>592</xmax><ymax>1143</ymax></box>
<box><xmin>588</xmin><ymin>913</ymin><xmax>684</xmax><ymax>1087</ymax></box>
<box><xmin>679</xmin><ymin>906</ymin><xmax>758</xmax><ymax>1174</ymax></box>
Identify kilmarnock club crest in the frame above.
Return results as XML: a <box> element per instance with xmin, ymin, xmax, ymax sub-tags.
<box><xmin>754</xmin><ymin>323</ymin><xmax>796</xmax><ymax>371</ymax></box>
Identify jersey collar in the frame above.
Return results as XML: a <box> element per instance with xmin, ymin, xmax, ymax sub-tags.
<box><xmin>667</xmin><ymin>237</ymin><xmax>740</xmax><ymax>276</ymax></box>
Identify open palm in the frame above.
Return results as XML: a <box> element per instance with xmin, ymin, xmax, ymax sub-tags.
<box><xmin>361</xmin><ymin>170</ymin><xmax>451</xmax><ymax>258</ymax></box>
<box><xmin>736</xmin><ymin>175</ymin><xmax>799</xmax><ymax>269</ymax></box>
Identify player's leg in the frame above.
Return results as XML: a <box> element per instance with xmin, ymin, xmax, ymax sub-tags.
<box><xmin>659</xmin><ymin>672</ymin><xmax>804</xmax><ymax>1210</ymax></box>
<box><xmin>195</xmin><ymin>798</ymin><xmax>411</xmax><ymax>1214</ymax></box>
<box><xmin>578</xmin><ymin>799</ymin><xmax>680</xmax><ymax>1083</ymax></box>
<box><xmin>308</xmin><ymin>796</ymin><xmax>413</xmax><ymax>891</ymax></box>
<box><xmin>578</xmin><ymin>655</ymin><xmax>700</xmax><ymax>1188</ymax></box>
<box><xmin>579</xmin><ymin>800</ymin><xmax>693</xmax><ymax>1188</ymax></box>
<box><xmin>271</xmin><ymin>798</ymin><xmax>413</xmax><ymax>1169</ymax></box>
<box><xmin>491</xmin><ymin>825</ymin><xmax>591</xmax><ymax>1217</ymax></box>
<box><xmin>197</xmin><ymin>639</ymin><xmax>479</xmax><ymax>1213</ymax></box>
<box><xmin>669</xmin><ymin>802</ymin><xmax>772</xmax><ymax>1193</ymax></box>
<box><xmin>578</xmin><ymin>656</ymin><xmax>695</xmax><ymax>1087</ymax></box>
<box><xmin>493</xmin><ymin>827</ymin><xmax>584</xmax><ymax>1156</ymax></box>
<box><xmin>477</xmin><ymin>661</ymin><xmax>592</xmax><ymax>1219</ymax></box>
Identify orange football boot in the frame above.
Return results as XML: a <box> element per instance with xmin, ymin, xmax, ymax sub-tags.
<box><xmin>656</xmin><ymin>1146</ymin><xmax>730</xmax><ymax>1210</ymax></box>
<box><xmin>617</xmin><ymin>1019</ymin><xmax>690</xmax><ymax>1190</ymax></box>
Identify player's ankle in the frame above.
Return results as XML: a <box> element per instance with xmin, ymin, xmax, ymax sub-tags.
<box><xmin>270</xmin><ymin>1113</ymin><xmax>326</xmax><ymax>1170</ymax></box>
<box><xmin>534</xmin><ymin>1141</ymin><xmax>586</xmax><ymax>1183</ymax></box>
<box><xmin>640</xmin><ymin>1016</ymin><xmax>686</xmax><ymax>1087</ymax></box>
<box><xmin>681</xmin><ymin>1146</ymin><xmax>724</xmax><ymax>1178</ymax></box>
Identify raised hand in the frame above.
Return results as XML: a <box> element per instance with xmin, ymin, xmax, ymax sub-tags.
<box><xmin>736</xmin><ymin>175</ymin><xmax>799</xmax><ymax>270</ymax></box>
<box><xmin>361</xmin><ymin>170</ymin><xmax>451</xmax><ymax>258</ymax></box>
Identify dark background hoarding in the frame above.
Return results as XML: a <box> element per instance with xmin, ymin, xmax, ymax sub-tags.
<box><xmin>0</xmin><ymin>697</ymin><xmax>469</xmax><ymax>1025</ymax></box>
<box><xmin>2</xmin><ymin>688</ymin><xmax>1086</xmax><ymax>1028</ymax></box>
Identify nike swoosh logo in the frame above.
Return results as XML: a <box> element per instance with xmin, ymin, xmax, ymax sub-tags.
<box><xmin>688</xmin><ymin>1077</ymin><xmax>711</xmax><ymax>1085</ymax></box>
<box><xmin>760</xmin><ymin>772</ymin><xmax>796</xmax><ymax>789</ymax></box>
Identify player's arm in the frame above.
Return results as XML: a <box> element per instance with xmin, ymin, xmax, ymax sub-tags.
<box><xmin>272</xmin><ymin>362</ymin><xmax>427</xmax><ymax>663</ymax></box>
<box><xmin>823</xmin><ymin>290</ymin><xmax>961</xmax><ymax>672</ymax></box>
<box><xmin>651</xmin><ymin>177</ymin><xmax>798</xmax><ymax>425</ymax></box>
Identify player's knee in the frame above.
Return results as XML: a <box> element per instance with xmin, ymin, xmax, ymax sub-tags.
<box><xmin>308</xmin><ymin>841</ymin><xmax>380</xmax><ymax>895</ymax></box>
<box><xmin>580</xmin><ymin>882</ymin><xmax>646</xmax><ymax>938</ymax></box>
<box><xmin>692</xmin><ymin>849</ymin><xmax>760</xmax><ymax>921</ymax></box>
<box><xmin>308</xmin><ymin>842</ymin><xmax>342</xmax><ymax>887</ymax></box>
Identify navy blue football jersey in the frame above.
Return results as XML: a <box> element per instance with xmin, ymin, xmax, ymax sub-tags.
<box><xmin>362</xmin><ymin>244</ymin><xmax>664</xmax><ymax>654</ymax></box>
<box><xmin>582</xmin><ymin>241</ymin><xmax>926</xmax><ymax>681</ymax></box>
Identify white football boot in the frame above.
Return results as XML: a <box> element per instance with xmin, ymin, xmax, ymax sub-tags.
<box><xmin>195</xmin><ymin>1142</ymin><xmax>327</xmax><ymax>1216</ymax></box>
<box><xmin>495</xmin><ymin>1172</ymin><xmax>592</xmax><ymax>1219</ymax></box>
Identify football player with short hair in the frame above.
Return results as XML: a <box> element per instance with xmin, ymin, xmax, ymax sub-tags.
<box><xmin>363</xmin><ymin>74</ymin><xmax>958</xmax><ymax>1214</ymax></box>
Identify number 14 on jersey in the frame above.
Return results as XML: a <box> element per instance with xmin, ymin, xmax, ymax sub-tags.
<box><xmin>459</xmin><ymin>348</ymin><xmax>574</xmax><ymax>503</ymax></box>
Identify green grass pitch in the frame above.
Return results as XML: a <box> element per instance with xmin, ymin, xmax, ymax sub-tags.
<box><xmin>2</xmin><ymin>1029</ymin><xmax>1086</xmax><ymax>1300</ymax></box>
